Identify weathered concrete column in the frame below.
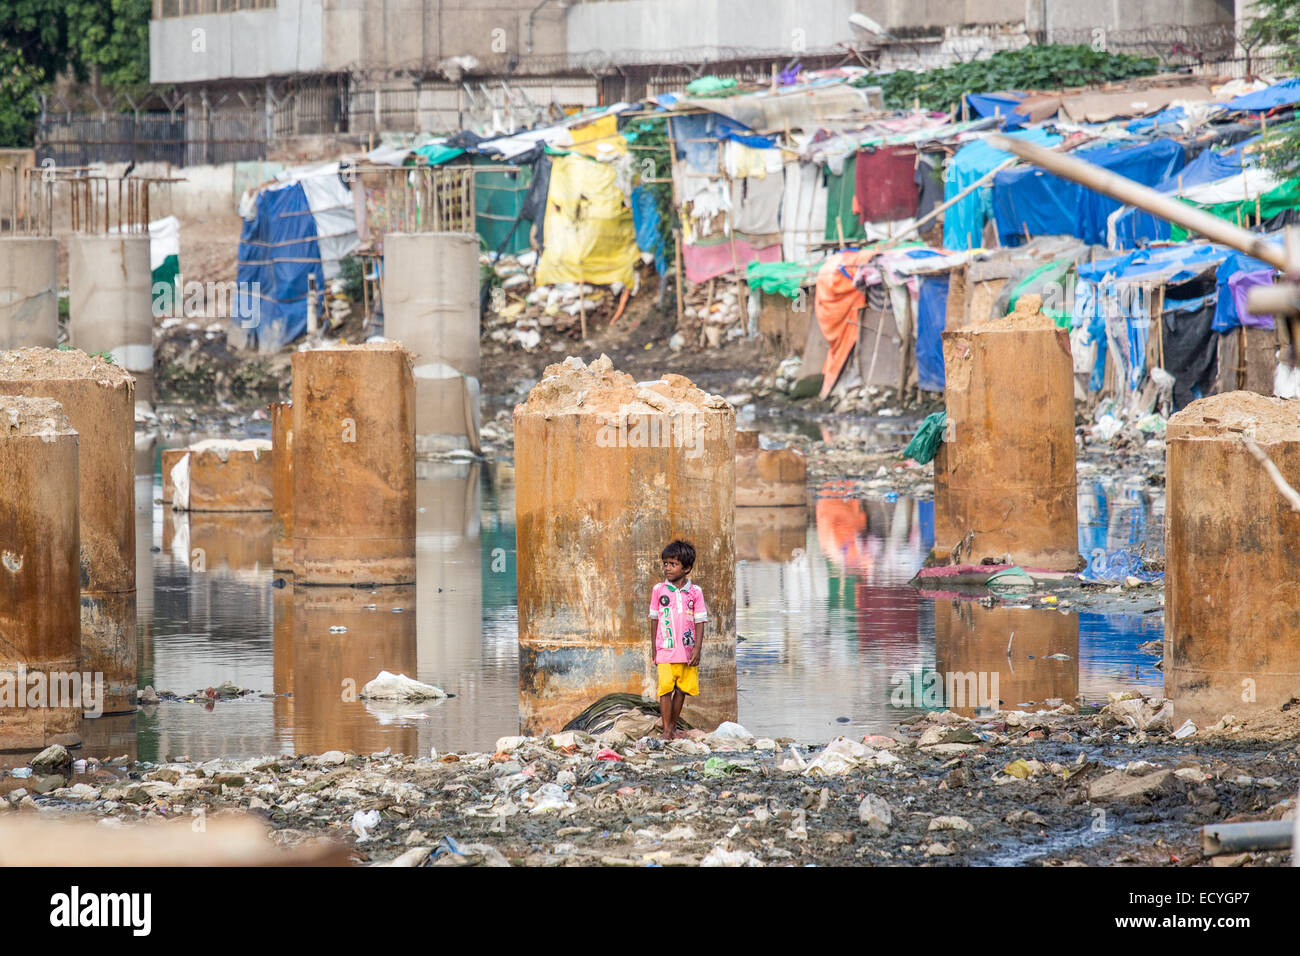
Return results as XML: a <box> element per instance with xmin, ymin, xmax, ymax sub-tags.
<box><xmin>1166</xmin><ymin>392</ymin><xmax>1300</xmax><ymax>725</ymax></box>
<box><xmin>292</xmin><ymin>344</ymin><xmax>416</xmax><ymax>585</ymax></box>
<box><xmin>0</xmin><ymin>237</ymin><xmax>58</xmax><ymax>348</ymax></box>
<box><xmin>0</xmin><ymin>395</ymin><xmax>82</xmax><ymax>750</ymax></box>
<box><xmin>170</xmin><ymin>439</ymin><xmax>273</xmax><ymax>512</ymax></box>
<box><xmin>67</xmin><ymin>235</ymin><xmax>154</xmax><ymax>407</ymax></box>
<box><xmin>160</xmin><ymin>448</ymin><xmax>183</xmax><ymax>503</ymax></box>
<box><xmin>930</xmin><ymin>596</ymin><xmax>1078</xmax><ymax>717</ymax></box>
<box><xmin>271</xmin><ymin>402</ymin><xmax>294</xmax><ymax>570</ymax></box>
<box><xmin>290</xmin><ymin>585</ymin><xmax>418</xmax><ymax>756</ymax></box>
<box><xmin>515</xmin><ymin>355</ymin><xmax>737</xmax><ymax>735</ymax></box>
<box><xmin>736</xmin><ymin>429</ymin><xmax>806</xmax><ymax>507</ymax></box>
<box><xmin>933</xmin><ymin>295</ymin><xmax>1079</xmax><ymax>570</ymax></box>
<box><xmin>0</xmin><ymin>348</ymin><xmax>137</xmax><ymax>716</ymax></box>
<box><xmin>383</xmin><ymin>233</ymin><xmax>481</xmax><ymax>453</ymax></box>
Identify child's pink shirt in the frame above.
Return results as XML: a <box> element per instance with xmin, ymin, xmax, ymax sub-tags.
<box><xmin>648</xmin><ymin>579</ymin><xmax>707</xmax><ymax>664</ymax></box>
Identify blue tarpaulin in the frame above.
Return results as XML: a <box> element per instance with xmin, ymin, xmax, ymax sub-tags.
<box><xmin>993</xmin><ymin>138</ymin><xmax>1185</xmax><ymax>246</ymax></box>
<box><xmin>236</xmin><ymin>182</ymin><xmax>324</xmax><ymax>350</ymax></box>
<box><xmin>668</xmin><ymin>113</ymin><xmax>774</xmax><ymax>172</ymax></box>
<box><xmin>942</xmin><ymin>127</ymin><xmax>1061</xmax><ymax>251</ymax></box>
<box><xmin>630</xmin><ymin>184</ymin><xmax>667</xmax><ymax>275</ymax></box>
<box><xmin>1110</xmin><ymin>136</ymin><xmax>1259</xmax><ymax>248</ymax></box>
<box><xmin>1223</xmin><ymin>76</ymin><xmax>1300</xmax><ymax>113</ymax></box>
<box><xmin>964</xmin><ymin>91</ymin><xmax>1031</xmax><ymax>129</ymax></box>
<box><xmin>916</xmin><ymin>275</ymin><xmax>949</xmax><ymax>392</ymax></box>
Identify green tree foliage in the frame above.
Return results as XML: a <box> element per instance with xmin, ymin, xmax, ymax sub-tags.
<box><xmin>0</xmin><ymin>0</ymin><xmax>151</xmax><ymax>146</ymax></box>
<box><xmin>1245</xmin><ymin>0</ymin><xmax>1300</xmax><ymax>178</ymax></box>
<box><xmin>0</xmin><ymin>0</ymin><xmax>72</xmax><ymax>145</ymax></box>
<box><xmin>65</xmin><ymin>0</ymin><xmax>152</xmax><ymax>92</ymax></box>
<box><xmin>862</xmin><ymin>44</ymin><xmax>1160</xmax><ymax>113</ymax></box>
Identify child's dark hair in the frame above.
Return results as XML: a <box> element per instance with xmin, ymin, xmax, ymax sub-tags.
<box><xmin>661</xmin><ymin>539</ymin><xmax>696</xmax><ymax>570</ymax></box>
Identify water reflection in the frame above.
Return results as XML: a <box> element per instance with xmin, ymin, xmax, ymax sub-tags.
<box><xmin>100</xmin><ymin>466</ymin><xmax>1167</xmax><ymax>761</ymax></box>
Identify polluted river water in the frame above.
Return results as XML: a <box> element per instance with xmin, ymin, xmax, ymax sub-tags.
<box><xmin>22</xmin><ymin>445</ymin><xmax>1167</xmax><ymax>767</ymax></box>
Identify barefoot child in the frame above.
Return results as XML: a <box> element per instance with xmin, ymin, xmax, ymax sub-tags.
<box><xmin>648</xmin><ymin>540</ymin><xmax>707</xmax><ymax>740</ymax></box>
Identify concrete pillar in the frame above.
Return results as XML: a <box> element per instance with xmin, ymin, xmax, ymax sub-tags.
<box><xmin>0</xmin><ymin>395</ymin><xmax>82</xmax><ymax>750</ymax></box>
<box><xmin>0</xmin><ymin>237</ymin><xmax>58</xmax><ymax>348</ymax></box>
<box><xmin>933</xmin><ymin>295</ymin><xmax>1079</xmax><ymax>570</ymax></box>
<box><xmin>292</xmin><ymin>344</ymin><xmax>416</xmax><ymax>585</ymax></box>
<box><xmin>515</xmin><ymin>355</ymin><xmax>737</xmax><ymax>735</ymax></box>
<box><xmin>170</xmin><ymin>439</ymin><xmax>273</xmax><ymax>512</ymax></box>
<box><xmin>382</xmin><ymin>233</ymin><xmax>481</xmax><ymax>453</ymax></box>
<box><xmin>736</xmin><ymin>429</ymin><xmax>806</xmax><ymax>506</ymax></box>
<box><xmin>271</xmin><ymin>402</ymin><xmax>294</xmax><ymax>570</ymax></box>
<box><xmin>67</xmin><ymin>235</ymin><xmax>154</xmax><ymax>408</ymax></box>
<box><xmin>0</xmin><ymin>348</ymin><xmax>137</xmax><ymax>716</ymax></box>
<box><xmin>1165</xmin><ymin>392</ymin><xmax>1300</xmax><ymax>724</ymax></box>
<box><xmin>289</xmin><ymin>585</ymin><xmax>418</xmax><ymax>756</ymax></box>
<box><xmin>931</xmin><ymin>597</ymin><xmax>1079</xmax><ymax>717</ymax></box>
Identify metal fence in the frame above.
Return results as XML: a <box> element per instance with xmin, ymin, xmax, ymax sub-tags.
<box><xmin>36</xmin><ymin>111</ymin><xmax>267</xmax><ymax>167</ymax></box>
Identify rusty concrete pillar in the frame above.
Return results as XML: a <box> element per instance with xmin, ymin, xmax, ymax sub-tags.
<box><xmin>0</xmin><ymin>348</ymin><xmax>137</xmax><ymax>716</ymax></box>
<box><xmin>67</xmin><ymin>235</ymin><xmax>154</xmax><ymax>408</ymax></box>
<box><xmin>292</xmin><ymin>344</ymin><xmax>416</xmax><ymax>585</ymax></box>
<box><xmin>271</xmin><ymin>402</ymin><xmax>294</xmax><ymax>570</ymax></box>
<box><xmin>0</xmin><ymin>395</ymin><xmax>82</xmax><ymax>750</ymax></box>
<box><xmin>930</xmin><ymin>597</ymin><xmax>1078</xmax><ymax>717</ymax></box>
<box><xmin>170</xmin><ymin>439</ymin><xmax>273</xmax><ymax>512</ymax></box>
<box><xmin>0</xmin><ymin>237</ymin><xmax>58</xmax><ymax>348</ymax></box>
<box><xmin>933</xmin><ymin>295</ymin><xmax>1079</xmax><ymax>570</ymax></box>
<box><xmin>290</xmin><ymin>585</ymin><xmax>418</xmax><ymax>755</ymax></box>
<box><xmin>515</xmin><ymin>355</ymin><xmax>737</xmax><ymax>735</ymax></box>
<box><xmin>735</xmin><ymin>429</ymin><xmax>806</xmax><ymax>507</ymax></box>
<box><xmin>383</xmin><ymin>232</ymin><xmax>481</xmax><ymax>453</ymax></box>
<box><xmin>272</xmin><ymin>577</ymin><xmax>295</xmax><ymax>746</ymax></box>
<box><xmin>1166</xmin><ymin>392</ymin><xmax>1300</xmax><ymax>725</ymax></box>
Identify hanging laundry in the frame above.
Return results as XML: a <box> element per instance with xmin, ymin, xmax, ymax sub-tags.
<box><xmin>816</xmin><ymin>249</ymin><xmax>877</xmax><ymax>398</ymax></box>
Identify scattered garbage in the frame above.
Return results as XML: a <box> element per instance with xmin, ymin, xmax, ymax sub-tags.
<box><xmin>359</xmin><ymin>671</ymin><xmax>448</xmax><ymax>700</ymax></box>
<box><xmin>350</xmin><ymin>809</ymin><xmax>381</xmax><ymax>841</ymax></box>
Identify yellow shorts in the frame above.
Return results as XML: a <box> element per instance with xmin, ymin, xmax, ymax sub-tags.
<box><xmin>657</xmin><ymin>663</ymin><xmax>699</xmax><ymax>698</ymax></box>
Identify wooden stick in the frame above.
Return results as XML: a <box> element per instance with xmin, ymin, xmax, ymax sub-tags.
<box><xmin>1240</xmin><ymin>434</ymin><xmax>1300</xmax><ymax>514</ymax></box>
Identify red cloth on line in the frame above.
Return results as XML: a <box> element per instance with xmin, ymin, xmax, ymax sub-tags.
<box><xmin>854</xmin><ymin>145</ymin><xmax>919</xmax><ymax>223</ymax></box>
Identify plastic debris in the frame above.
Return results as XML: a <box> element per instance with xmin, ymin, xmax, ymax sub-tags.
<box><xmin>359</xmin><ymin>671</ymin><xmax>448</xmax><ymax>700</ymax></box>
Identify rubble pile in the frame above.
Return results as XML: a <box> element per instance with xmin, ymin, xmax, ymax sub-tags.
<box><xmin>482</xmin><ymin>251</ymin><xmax>635</xmax><ymax>352</ymax></box>
<box><xmin>3</xmin><ymin>695</ymin><xmax>1294</xmax><ymax>867</ymax></box>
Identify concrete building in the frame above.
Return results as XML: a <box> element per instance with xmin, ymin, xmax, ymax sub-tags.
<box><xmin>145</xmin><ymin>0</ymin><xmax>1242</xmax><ymax>156</ymax></box>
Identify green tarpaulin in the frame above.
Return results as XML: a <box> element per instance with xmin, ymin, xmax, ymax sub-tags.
<box><xmin>1170</xmin><ymin>178</ymin><xmax>1300</xmax><ymax>240</ymax></box>
<box><xmin>472</xmin><ymin>155</ymin><xmax>533</xmax><ymax>256</ymax></box>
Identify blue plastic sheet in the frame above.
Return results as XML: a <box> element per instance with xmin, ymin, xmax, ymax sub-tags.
<box><xmin>236</xmin><ymin>182</ymin><xmax>323</xmax><ymax>350</ymax></box>
<box><xmin>1110</xmin><ymin>136</ymin><xmax>1259</xmax><ymax>248</ymax></box>
<box><xmin>916</xmin><ymin>275</ymin><xmax>949</xmax><ymax>392</ymax></box>
<box><xmin>630</xmin><ymin>184</ymin><xmax>667</xmax><ymax>276</ymax></box>
<box><xmin>942</xmin><ymin>128</ymin><xmax>1061</xmax><ymax>251</ymax></box>
<box><xmin>1223</xmin><ymin>76</ymin><xmax>1300</xmax><ymax>112</ymax></box>
<box><xmin>965</xmin><ymin>91</ymin><xmax>1031</xmax><ymax>129</ymax></box>
<box><xmin>1078</xmin><ymin>549</ymin><xmax>1163</xmax><ymax>584</ymax></box>
<box><xmin>1125</xmin><ymin>106</ymin><xmax>1185</xmax><ymax>132</ymax></box>
<box><xmin>992</xmin><ymin>139</ymin><xmax>1185</xmax><ymax>246</ymax></box>
<box><xmin>668</xmin><ymin>113</ymin><xmax>773</xmax><ymax>173</ymax></box>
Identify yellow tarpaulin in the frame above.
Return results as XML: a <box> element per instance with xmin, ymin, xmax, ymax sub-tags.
<box><xmin>536</xmin><ymin>153</ymin><xmax>638</xmax><ymax>288</ymax></box>
<box><xmin>568</xmin><ymin>114</ymin><xmax>627</xmax><ymax>157</ymax></box>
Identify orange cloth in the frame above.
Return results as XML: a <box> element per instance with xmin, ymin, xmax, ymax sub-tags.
<box><xmin>816</xmin><ymin>249</ymin><xmax>876</xmax><ymax>399</ymax></box>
